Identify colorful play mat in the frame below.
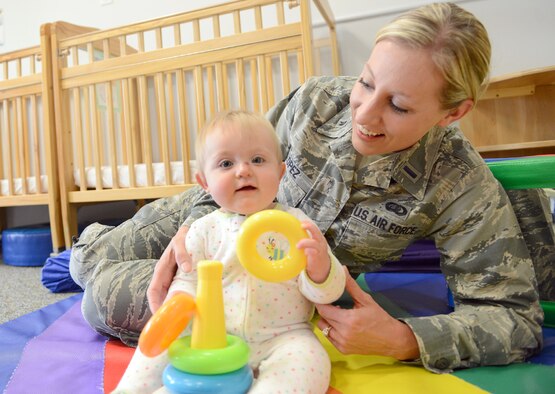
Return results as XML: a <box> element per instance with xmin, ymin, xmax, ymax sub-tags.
<box><xmin>1</xmin><ymin>271</ymin><xmax>553</xmax><ymax>393</ymax></box>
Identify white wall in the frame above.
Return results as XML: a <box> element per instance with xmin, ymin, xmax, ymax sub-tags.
<box><xmin>1</xmin><ymin>0</ymin><xmax>553</xmax><ymax>77</ymax></box>
<box><xmin>2</xmin><ymin>0</ymin><xmax>554</xmax><ymax>229</ymax></box>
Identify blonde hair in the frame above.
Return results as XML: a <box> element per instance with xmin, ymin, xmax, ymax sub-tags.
<box><xmin>195</xmin><ymin>110</ymin><xmax>282</xmax><ymax>171</ymax></box>
<box><xmin>375</xmin><ymin>2</ymin><xmax>491</xmax><ymax>109</ymax></box>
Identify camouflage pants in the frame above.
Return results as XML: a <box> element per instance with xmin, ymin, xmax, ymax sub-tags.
<box><xmin>69</xmin><ymin>187</ymin><xmax>207</xmax><ymax>346</ymax></box>
<box><xmin>507</xmin><ymin>189</ymin><xmax>555</xmax><ymax>301</ymax></box>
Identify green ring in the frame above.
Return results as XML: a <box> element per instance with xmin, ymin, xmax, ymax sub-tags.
<box><xmin>486</xmin><ymin>156</ymin><xmax>555</xmax><ymax>189</ymax></box>
<box><xmin>168</xmin><ymin>334</ymin><xmax>250</xmax><ymax>375</ymax></box>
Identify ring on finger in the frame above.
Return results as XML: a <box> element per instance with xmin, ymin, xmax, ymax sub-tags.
<box><xmin>322</xmin><ymin>325</ymin><xmax>332</xmax><ymax>337</ymax></box>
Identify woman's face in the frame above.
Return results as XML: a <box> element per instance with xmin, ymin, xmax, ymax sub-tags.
<box><xmin>350</xmin><ymin>40</ymin><xmax>457</xmax><ymax>156</ymax></box>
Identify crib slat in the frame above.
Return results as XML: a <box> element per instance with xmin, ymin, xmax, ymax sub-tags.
<box><xmin>236</xmin><ymin>59</ymin><xmax>246</xmax><ymax>108</ymax></box>
<box><xmin>213</xmin><ymin>15</ymin><xmax>221</xmax><ymax>38</ymax></box>
<box><xmin>83</xmin><ymin>86</ymin><xmax>94</xmax><ymax>173</ymax></box>
<box><xmin>89</xmin><ymin>84</ymin><xmax>104</xmax><ymax>190</ymax></box>
<box><xmin>173</xmin><ymin>23</ymin><xmax>181</xmax><ymax>46</ymax></box>
<box><xmin>257</xmin><ymin>55</ymin><xmax>268</xmax><ymax>113</ymax></box>
<box><xmin>221</xmin><ymin>63</ymin><xmax>230</xmax><ymax>109</ymax></box>
<box><xmin>276</xmin><ymin>2</ymin><xmax>285</xmax><ymax>25</ymax></box>
<box><xmin>137</xmin><ymin>75</ymin><xmax>154</xmax><ymax>186</ymax></box>
<box><xmin>121</xmin><ymin>78</ymin><xmax>137</xmax><ymax>187</ymax></box>
<box><xmin>20</xmin><ymin>97</ymin><xmax>31</xmax><ymax>194</ymax></box>
<box><xmin>30</xmin><ymin>95</ymin><xmax>41</xmax><ymax>194</ymax></box>
<box><xmin>207</xmin><ymin>66</ymin><xmax>216</xmax><ymax>117</ymax></box>
<box><xmin>105</xmin><ymin>81</ymin><xmax>120</xmax><ymax>189</ymax></box>
<box><xmin>13</xmin><ymin>99</ymin><xmax>26</xmax><ymax>194</ymax></box>
<box><xmin>279</xmin><ymin>51</ymin><xmax>290</xmax><ymax>98</ymax></box>
<box><xmin>297</xmin><ymin>50</ymin><xmax>305</xmax><ymax>84</ymax></box>
<box><xmin>154</xmin><ymin>73</ymin><xmax>172</xmax><ymax>185</ymax></box>
<box><xmin>156</xmin><ymin>28</ymin><xmax>163</xmax><ymax>50</ymax></box>
<box><xmin>73</xmin><ymin>88</ymin><xmax>87</xmax><ymax>191</ymax></box>
<box><xmin>193</xmin><ymin>20</ymin><xmax>200</xmax><ymax>42</ymax></box>
<box><xmin>250</xmin><ymin>58</ymin><xmax>259</xmax><ymax>113</ymax></box>
<box><xmin>3</xmin><ymin>100</ymin><xmax>14</xmax><ymax>195</ymax></box>
<box><xmin>118</xmin><ymin>80</ymin><xmax>129</xmax><ymax>165</ymax></box>
<box><xmin>19</xmin><ymin>97</ymin><xmax>31</xmax><ymax>193</ymax></box>
<box><xmin>265</xmin><ymin>56</ymin><xmax>275</xmax><ymax>108</ymax></box>
<box><xmin>254</xmin><ymin>6</ymin><xmax>263</xmax><ymax>30</ymax></box>
<box><xmin>194</xmin><ymin>65</ymin><xmax>206</xmax><ymax>131</ymax></box>
<box><xmin>215</xmin><ymin>63</ymin><xmax>225</xmax><ymax>112</ymax></box>
<box><xmin>233</xmin><ymin>11</ymin><xmax>241</xmax><ymax>34</ymax></box>
<box><xmin>176</xmin><ymin>70</ymin><xmax>192</xmax><ymax>184</ymax></box>
<box><xmin>0</xmin><ymin>104</ymin><xmax>4</xmax><ymax>181</ymax></box>
<box><xmin>166</xmin><ymin>72</ymin><xmax>178</xmax><ymax>162</ymax></box>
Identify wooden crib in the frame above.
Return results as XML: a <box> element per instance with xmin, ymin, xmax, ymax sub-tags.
<box><xmin>0</xmin><ymin>22</ymin><xmax>103</xmax><ymax>253</ymax></box>
<box><xmin>0</xmin><ymin>37</ymin><xmax>63</xmax><ymax>251</ymax></box>
<box><xmin>46</xmin><ymin>0</ymin><xmax>340</xmax><ymax>246</ymax></box>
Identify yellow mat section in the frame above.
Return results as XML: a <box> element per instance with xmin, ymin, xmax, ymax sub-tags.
<box><xmin>314</xmin><ymin>330</ymin><xmax>487</xmax><ymax>394</ymax></box>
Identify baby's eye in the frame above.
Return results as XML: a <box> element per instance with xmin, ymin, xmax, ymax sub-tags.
<box><xmin>252</xmin><ymin>156</ymin><xmax>265</xmax><ymax>164</ymax></box>
<box><xmin>219</xmin><ymin>160</ymin><xmax>233</xmax><ymax>168</ymax></box>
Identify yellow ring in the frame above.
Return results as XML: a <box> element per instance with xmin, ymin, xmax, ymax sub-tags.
<box><xmin>236</xmin><ymin>209</ymin><xmax>307</xmax><ymax>283</ymax></box>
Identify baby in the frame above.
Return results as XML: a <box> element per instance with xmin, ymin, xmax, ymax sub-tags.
<box><xmin>114</xmin><ymin>110</ymin><xmax>345</xmax><ymax>393</ymax></box>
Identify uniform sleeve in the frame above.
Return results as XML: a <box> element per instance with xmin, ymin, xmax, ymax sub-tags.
<box><xmin>181</xmin><ymin>190</ymin><xmax>218</xmax><ymax>227</ymax></box>
<box><xmin>401</xmin><ymin>165</ymin><xmax>543</xmax><ymax>373</ymax></box>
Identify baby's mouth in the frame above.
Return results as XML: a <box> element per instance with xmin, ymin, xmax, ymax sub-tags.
<box><xmin>237</xmin><ymin>185</ymin><xmax>256</xmax><ymax>192</ymax></box>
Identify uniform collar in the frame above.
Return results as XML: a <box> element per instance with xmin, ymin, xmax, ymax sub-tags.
<box><xmin>354</xmin><ymin>126</ymin><xmax>445</xmax><ymax>200</ymax></box>
<box><xmin>391</xmin><ymin>125</ymin><xmax>444</xmax><ymax>200</ymax></box>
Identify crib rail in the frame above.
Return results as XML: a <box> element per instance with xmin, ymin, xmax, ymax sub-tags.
<box><xmin>48</xmin><ymin>0</ymin><xmax>339</xmax><ymax>245</ymax></box>
<box><xmin>0</xmin><ymin>36</ymin><xmax>65</xmax><ymax>251</ymax></box>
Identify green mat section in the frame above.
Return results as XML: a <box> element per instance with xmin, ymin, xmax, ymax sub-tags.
<box><xmin>454</xmin><ymin>363</ymin><xmax>555</xmax><ymax>394</ymax></box>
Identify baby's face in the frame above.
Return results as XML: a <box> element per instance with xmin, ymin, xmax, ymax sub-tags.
<box><xmin>196</xmin><ymin>126</ymin><xmax>285</xmax><ymax>215</ymax></box>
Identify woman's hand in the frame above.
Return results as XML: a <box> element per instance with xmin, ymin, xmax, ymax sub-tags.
<box><xmin>296</xmin><ymin>221</ymin><xmax>331</xmax><ymax>283</ymax></box>
<box><xmin>316</xmin><ymin>268</ymin><xmax>420</xmax><ymax>360</ymax></box>
<box><xmin>147</xmin><ymin>226</ymin><xmax>191</xmax><ymax>313</ymax></box>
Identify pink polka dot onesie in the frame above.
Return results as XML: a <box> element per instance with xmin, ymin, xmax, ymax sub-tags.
<box><xmin>114</xmin><ymin>205</ymin><xmax>346</xmax><ymax>394</ymax></box>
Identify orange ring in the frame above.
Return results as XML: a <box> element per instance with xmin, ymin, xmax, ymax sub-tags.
<box><xmin>138</xmin><ymin>293</ymin><xmax>196</xmax><ymax>357</ymax></box>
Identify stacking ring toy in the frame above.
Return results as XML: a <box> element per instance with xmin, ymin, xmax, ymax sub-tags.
<box><xmin>168</xmin><ymin>334</ymin><xmax>250</xmax><ymax>375</ymax></box>
<box><xmin>163</xmin><ymin>364</ymin><xmax>253</xmax><ymax>394</ymax></box>
<box><xmin>236</xmin><ymin>209</ymin><xmax>308</xmax><ymax>283</ymax></box>
<box><xmin>138</xmin><ymin>293</ymin><xmax>196</xmax><ymax>357</ymax></box>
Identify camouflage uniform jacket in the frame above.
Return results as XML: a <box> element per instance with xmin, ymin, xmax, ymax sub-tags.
<box><xmin>262</xmin><ymin>76</ymin><xmax>543</xmax><ymax>373</ymax></box>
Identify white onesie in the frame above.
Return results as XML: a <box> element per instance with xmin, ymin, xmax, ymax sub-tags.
<box><xmin>114</xmin><ymin>204</ymin><xmax>346</xmax><ymax>394</ymax></box>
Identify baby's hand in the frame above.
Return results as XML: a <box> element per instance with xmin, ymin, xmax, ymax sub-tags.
<box><xmin>296</xmin><ymin>221</ymin><xmax>331</xmax><ymax>283</ymax></box>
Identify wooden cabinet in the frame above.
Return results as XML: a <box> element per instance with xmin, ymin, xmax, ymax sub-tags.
<box><xmin>460</xmin><ymin>66</ymin><xmax>555</xmax><ymax>158</ymax></box>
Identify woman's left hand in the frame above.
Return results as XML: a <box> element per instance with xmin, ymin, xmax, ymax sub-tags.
<box><xmin>315</xmin><ymin>268</ymin><xmax>420</xmax><ymax>360</ymax></box>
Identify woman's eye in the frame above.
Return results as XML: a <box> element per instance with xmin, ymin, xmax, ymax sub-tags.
<box><xmin>390</xmin><ymin>100</ymin><xmax>408</xmax><ymax>114</ymax></box>
<box><xmin>358</xmin><ymin>77</ymin><xmax>373</xmax><ymax>89</ymax></box>
<box><xmin>252</xmin><ymin>156</ymin><xmax>265</xmax><ymax>164</ymax></box>
<box><xmin>219</xmin><ymin>160</ymin><xmax>233</xmax><ymax>168</ymax></box>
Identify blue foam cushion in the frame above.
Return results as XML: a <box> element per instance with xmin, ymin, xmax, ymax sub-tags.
<box><xmin>1</xmin><ymin>226</ymin><xmax>52</xmax><ymax>267</ymax></box>
<box><xmin>41</xmin><ymin>249</ymin><xmax>83</xmax><ymax>293</ymax></box>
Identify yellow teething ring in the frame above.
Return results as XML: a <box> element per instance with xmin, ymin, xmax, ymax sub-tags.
<box><xmin>138</xmin><ymin>293</ymin><xmax>196</xmax><ymax>357</ymax></box>
<box><xmin>236</xmin><ymin>209</ymin><xmax>307</xmax><ymax>283</ymax></box>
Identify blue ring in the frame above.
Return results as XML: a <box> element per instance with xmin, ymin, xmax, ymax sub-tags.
<box><xmin>163</xmin><ymin>364</ymin><xmax>253</xmax><ymax>394</ymax></box>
